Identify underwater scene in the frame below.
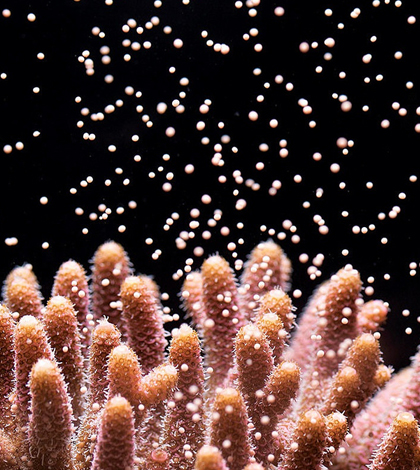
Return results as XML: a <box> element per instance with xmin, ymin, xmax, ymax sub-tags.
<box><xmin>1</xmin><ymin>1</ymin><xmax>420</xmax><ymax>469</ymax></box>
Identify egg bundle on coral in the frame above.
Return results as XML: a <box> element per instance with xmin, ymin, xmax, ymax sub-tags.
<box><xmin>1</xmin><ymin>240</ymin><xmax>420</xmax><ymax>470</ymax></box>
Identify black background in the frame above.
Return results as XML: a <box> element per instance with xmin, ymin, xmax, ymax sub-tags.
<box><xmin>1</xmin><ymin>0</ymin><xmax>420</xmax><ymax>371</ymax></box>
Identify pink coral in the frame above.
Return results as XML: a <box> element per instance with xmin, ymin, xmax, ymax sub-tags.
<box><xmin>1</xmin><ymin>240</ymin><xmax>420</xmax><ymax>470</ymax></box>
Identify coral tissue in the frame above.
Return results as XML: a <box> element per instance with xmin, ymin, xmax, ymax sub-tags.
<box><xmin>1</xmin><ymin>240</ymin><xmax>420</xmax><ymax>469</ymax></box>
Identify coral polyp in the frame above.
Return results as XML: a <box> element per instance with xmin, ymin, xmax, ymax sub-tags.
<box><xmin>1</xmin><ymin>240</ymin><xmax>420</xmax><ymax>470</ymax></box>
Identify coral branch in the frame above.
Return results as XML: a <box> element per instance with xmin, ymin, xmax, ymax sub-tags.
<box><xmin>324</xmin><ymin>412</ymin><xmax>348</xmax><ymax>466</ymax></box>
<box><xmin>28</xmin><ymin>359</ymin><xmax>74</xmax><ymax>470</ymax></box>
<box><xmin>234</xmin><ymin>323</ymin><xmax>273</xmax><ymax>412</ymax></box>
<box><xmin>137</xmin><ymin>363</ymin><xmax>178</xmax><ymax>462</ymax></box>
<box><xmin>13</xmin><ymin>315</ymin><xmax>54</xmax><ymax>430</ymax></box>
<box><xmin>281</xmin><ymin>409</ymin><xmax>327</xmax><ymax>470</ymax></box>
<box><xmin>201</xmin><ymin>256</ymin><xmax>244</xmax><ymax>395</ymax></box>
<box><xmin>160</xmin><ymin>324</ymin><xmax>205</xmax><ymax>469</ymax></box>
<box><xmin>181</xmin><ymin>272</ymin><xmax>205</xmax><ymax>333</ymax></box>
<box><xmin>254</xmin><ymin>312</ymin><xmax>286</xmax><ymax>366</ymax></box>
<box><xmin>139</xmin><ymin>362</ymin><xmax>178</xmax><ymax>408</ymax></box>
<box><xmin>42</xmin><ymin>296</ymin><xmax>85</xmax><ymax>420</ymax></box>
<box><xmin>286</xmin><ymin>281</ymin><xmax>329</xmax><ymax>369</ymax></box>
<box><xmin>0</xmin><ymin>429</ymin><xmax>19</xmax><ymax>470</ymax></box>
<box><xmin>240</xmin><ymin>241</ymin><xmax>291</xmax><ymax>320</ymax></box>
<box><xmin>74</xmin><ymin>319</ymin><xmax>121</xmax><ymax>470</ymax></box>
<box><xmin>4</xmin><ymin>264</ymin><xmax>39</xmax><ymax>291</ymax></box>
<box><xmin>88</xmin><ymin>319</ymin><xmax>121</xmax><ymax>405</ymax></box>
<box><xmin>357</xmin><ymin>300</ymin><xmax>388</xmax><ymax>334</ymax></box>
<box><xmin>5</xmin><ymin>276</ymin><xmax>43</xmax><ymax>321</ymax></box>
<box><xmin>369</xmin><ymin>412</ymin><xmax>420</xmax><ymax>470</ymax></box>
<box><xmin>91</xmin><ymin>396</ymin><xmax>135</xmax><ymax>470</ymax></box>
<box><xmin>323</xmin><ymin>333</ymin><xmax>384</xmax><ymax>426</ymax></box>
<box><xmin>195</xmin><ymin>445</ymin><xmax>230</xmax><ymax>470</ymax></box>
<box><xmin>91</xmin><ymin>241</ymin><xmax>131</xmax><ymax>331</ymax></box>
<box><xmin>107</xmin><ymin>344</ymin><xmax>143</xmax><ymax>425</ymax></box>
<box><xmin>209</xmin><ymin>388</ymin><xmax>251</xmax><ymax>470</ymax></box>
<box><xmin>52</xmin><ymin>260</ymin><xmax>91</xmax><ymax>350</ymax></box>
<box><xmin>256</xmin><ymin>289</ymin><xmax>294</xmax><ymax>334</ymax></box>
<box><xmin>253</xmin><ymin>361</ymin><xmax>300</xmax><ymax>466</ymax></box>
<box><xmin>296</xmin><ymin>266</ymin><xmax>362</xmax><ymax>413</ymax></box>
<box><xmin>0</xmin><ymin>305</ymin><xmax>15</xmax><ymax>427</ymax></box>
<box><xmin>120</xmin><ymin>275</ymin><xmax>167</xmax><ymax>374</ymax></box>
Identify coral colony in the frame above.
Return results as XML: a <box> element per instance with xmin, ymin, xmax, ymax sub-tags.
<box><xmin>2</xmin><ymin>239</ymin><xmax>420</xmax><ymax>470</ymax></box>
<box><xmin>4</xmin><ymin>2</ymin><xmax>420</xmax><ymax>470</ymax></box>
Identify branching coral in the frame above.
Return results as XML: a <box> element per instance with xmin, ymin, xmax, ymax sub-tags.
<box><xmin>1</xmin><ymin>240</ymin><xmax>420</xmax><ymax>469</ymax></box>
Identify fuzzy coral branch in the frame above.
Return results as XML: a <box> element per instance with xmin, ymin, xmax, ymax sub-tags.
<box><xmin>120</xmin><ymin>275</ymin><xmax>167</xmax><ymax>374</ymax></box>
<box><xmin>139</xmin><ymin>363</ymin><xmax>178</xmax><ymax>408</ymax></box>
<box><xmin>181</xmin><ymin>272</ymin><xmax>205</xmax><ymax>333</ymax></box>
<box><xmin>210</xmin><ymin>388</ymin><xmax>251</xmax><ymax>470</ymax></box>
<box><xmin>42</xmin><ymin>296</ymin><xmax>85</xmax><ymax>419</ymax></box>
<box><xmin>0</xmin><ymin>429</ymin><xmax>19</xmax><ymax>470</ymax></box>
<box><xmin>240</xmin><ymin>241</ymin><xmax>291</xmax><ymax>320</ymax></box>
<box><xmin>13</xmin><ymin>315</ymin><xmax>54</xmax><ymax>430</ymax></box>
<box><xmin>194</xmin><ymin>445</ymin><xmax>230</xmax><ymax>470</ymax></box>
<box><xmin>254</xmin><ymin>312</ymin><xmax>286</xmax><ymax>366</ymax></box>
<box><xmin>357</xmin><ymin>300</ymin><xmax>388</xmax><ymax>334</ymax></box>
<box><xmin>4</xmin><ymin>264</ymin><xmax>39</xmax><ymax>291</ymax></box>
<box><xmin>296</xmin><ymin>266</ymin><xmax>362</xmax><ymax>413</ymax></box>
<box><xmin>323</xmin><ymin>333</ymin><xmax>384</xmax><ymax>426</ymax></box>
<box><xmin>324</xmin><ymin>366</ymin><xmax>361</xmax><ymax>416</ymax></box>
<box><xmin>234</xmin><ymin>323</ymin><xmax>273</xmax><ymax>412</ymax></box>
<box><xmin>255</xmin><ymin>289</ymin><xmax>294</xmax><ymax>334</ymax></box>
<box><xmin>314</xmin><ymin>266</ymin><xmax>362</xmax><ymax>373</ymax></box>
<box><xmin>28</xmin><ymin>359</ymin><xmax>74</xmax><ymax>470</ymax></box>
<box><xmin>91</xmin><ymin>396</ymin><xmax>135</xmax><ymax>470</ymax></box>
<box><xmin>5</xmin><ymin>276</ymin><xmax>43</xmax><ymax>321</ymax></box>
<box><xmin>281</xmin><ymin>409</ymin><xmax>327</xmax><ymax>470</ymax></box>
<box><xmin>326</xmin><ymin>410</ymin><xmax>348</xmax><ymax>446</ymax></box>
<box><xmin>261</xmin><ymin>361</ymin><xmax>300</xmax><ymax>417</ymax></box>
<box><xmin>91</xmin><ymin>241</ymin><xmax>131</xmax><ymax>331</ymax></box>
<box><xmin>374</xmin><ymin>364</ymin><xmax>393</xmax><ymax>390</ymax></box>
<box><xmin>0</xmin><ymin>305</ymin><xmax>15</xmax><ymax>427</ymax></box>
<box><xmin>107</xmin><ymin>344</ymin><xmax>143</xmax><ymax>427</ymax></box>
<box><xmin>253</xmin><ymin>361</ymin><xmax>300</xmax><ymax>466</ymax></box>
<box><xmin>369</xmin><ymin>412</ymin><xmax>420</xmax><ymax>470</ymax></box>
<box><xmin>74</xmin><ymin>319</ymin><xmax>121</xmax><ymax>470</ymax></box>
<box><xmin>137</xmin><ymin>363</ymin><xmax>178</xmax><ymax>462</ymax></box>
<box><xmin>200</xmin><ymin>256</ymin><xmax>245</xmax><ymax>395</ymax></box>
<box><xmin>323</xmin><ymin>411</ymin><xmax>348</xmax><ymax>466</ymax></box>
<box><xmin>88</xmin><ymin>319</ymin><xmax>121</xmax><ymax>406</ymax></box>
<box><xmin>160</xmin><ymin>324</ymin><xmax>205</xmax><ymax>470</ymax></box>
<box><xmin>52</xmin><ymin>260</ymin><xmax>91</xmax><ymax>350</ymax></box>
<box><xmin>286</xmin><ymin>281</ymin><xmax>329</xmax><ymax>369</ymax></box>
